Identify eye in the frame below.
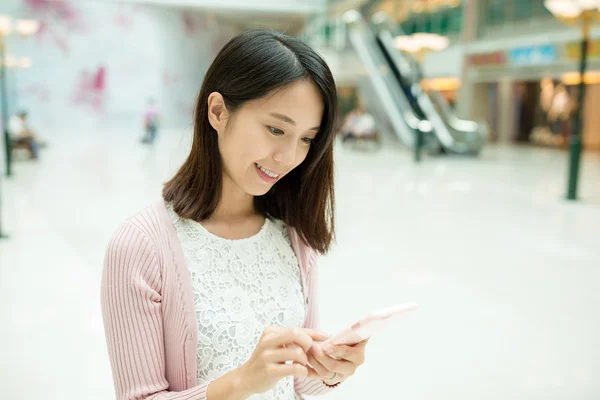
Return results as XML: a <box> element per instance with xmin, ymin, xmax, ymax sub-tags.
<box><xmin>268</xmin><ymin>126</ymin><xmax>284</xmax><ymax>135</ymax></box>
<box><xmin>301</xmin><ymin>137</ymin><xmax>314</xmax><ymax>145</ymax></box>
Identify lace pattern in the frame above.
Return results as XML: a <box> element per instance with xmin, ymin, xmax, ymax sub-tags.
<box><xmin>168</xmin><ymin>205</ymin><xmax>306</xmax><ymax>400</ymax></box>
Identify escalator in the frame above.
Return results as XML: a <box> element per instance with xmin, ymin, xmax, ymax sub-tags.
<box><xmin>370</xmin><ymin>14</ymin><xmax>487</xmax><ymax>154</ymax></box>
<box><xmin>342</xmin><ymin>10</ymin><xmax>433</xmax><ymax>149</ymax></box>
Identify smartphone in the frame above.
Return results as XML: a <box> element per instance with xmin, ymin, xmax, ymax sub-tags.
<box><xmin>323</xmin><ymin>302</ymin><xmax>418</xmax><ymax>346</ymax></box>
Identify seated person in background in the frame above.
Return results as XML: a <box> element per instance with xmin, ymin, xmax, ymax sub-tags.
<box><xmin>8</xmin><ymin>111</ymin><xmax>41</xmax><ymax>160</ymax></box>
<box><xmin>354</xmin><ymin>112</ymin><xmax>376</xmax><ymax>139</ymax></box>
<box><xmin>340</xmin><ymin>109</ymin><xmax>360</xmax><ymax>143</ymax></box>
<box><xmin>340</xmin><ymin>107</ymin><xmax>376</xmax><ymax>144</ymax></box>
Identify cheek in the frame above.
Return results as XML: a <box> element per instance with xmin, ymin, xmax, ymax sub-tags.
<box><xmin>223</xmin><ymin>127</ymin><xmax>271</xmax><ymax>167</ymax></box>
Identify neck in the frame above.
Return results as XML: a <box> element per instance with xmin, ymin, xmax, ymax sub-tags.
<box><xmin>211</xmin><ymin>174</ymin><xmax>256</xmax><ymax>223</ymax></box>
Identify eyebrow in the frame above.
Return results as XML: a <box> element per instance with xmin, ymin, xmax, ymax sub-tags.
<box><xmin>269</xmin><ymin>113</ymin><xmax>320</xmax><ymax>131</ymax></box>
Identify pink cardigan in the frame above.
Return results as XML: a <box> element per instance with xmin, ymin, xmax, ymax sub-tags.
<box><xmin>101</xmin><ymin>202</ymin><xmax>335</xmax><ymax>399</ymax></box>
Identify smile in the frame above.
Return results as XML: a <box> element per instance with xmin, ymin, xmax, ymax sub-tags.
<box><xmin>255</xmin><ymin>163</ymin><xmax>280</xmax><ymax>183</ymax></box>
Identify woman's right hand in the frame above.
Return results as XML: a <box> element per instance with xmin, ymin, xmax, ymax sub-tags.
<box><xmin>237</xmin><ymin>326</ymin><xmax>329</xmax><ymax>396</ymax></box>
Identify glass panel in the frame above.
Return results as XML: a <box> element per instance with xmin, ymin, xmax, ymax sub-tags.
<box><xmin>514</xmin><ymin>0</ymin><xmax>533</xmax><ymax>20</ymax></box>
<box><xmin>324</xmin><ymin>22</ymin><xmax>331</xmax><ymax>42</ymax></box>
<box><xmin>439</xmin><ymin>11</ymin><xmax>450</xmax><ymax>35</ymax></box>
<box><xmin>400</xmin><ymin>21</ymin><xmax>411</xmax><ymax>35</ymax></box>
<box><xmin>409</xmin><ymin>21</ymin><xmax>418</xmax><ymax>35</ymax></box>
<box><xmin>430</xmin><ymin>13</ymin><xmax>442</xmax><ymax>34</ymax></box>
<box><xmin>449</xmin><ymin>5</ymin><xmax>463</xmax><ymax>33</ymax></box>
<box><xmin>486</xmin><ymin>0</ymin><xmax>506</xmax><ymax>25</ymax></box>
<box><xmin>415</xmin><ymin>15</ymin><xmax>427</xmax><ymax>33</ymax></box>
<box><xmin>534</xmin><ymin>0</ymin><xmax>553</xmax><ymax>17</ymax></box>
<box><xmin>403</xmin><ymin>20</ymin><xmax>416</xmax><ymax>35</ymax></box>
<box><xmin>400</xmin><ymin>3</ymin><xmax>464</xmax><ymax>36</ymax></box>
<box><xmin>424</xmin><ymin>16</ymin><xmax>432</xmax><ymax>33</ymax></box>
<box><xmin>531</xmin><ymin>0</ymin><xmax>544</xmax><ymax>16</ymax></box>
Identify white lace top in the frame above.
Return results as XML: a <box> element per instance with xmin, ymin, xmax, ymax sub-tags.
<box><xmin>168</xmin><ymin>206</ymin><xmax>306</xmax><ymax>400</ymax></box>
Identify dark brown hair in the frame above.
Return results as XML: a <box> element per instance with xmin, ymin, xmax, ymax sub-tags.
<box><xmin>163</xmin><ymin>30</ymin><xmax>337</xmax><ymax>254</ymax></box>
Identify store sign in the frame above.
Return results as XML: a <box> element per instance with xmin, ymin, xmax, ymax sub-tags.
<box><xmin>565</xmin><ymin>39</ymin><xmax>600</xmax><ymax>60</ymax></box>
<box><xmin>468</xmin><ymin>51</ymin><xmax>506</xmax><ymax>67</ymax></box>
<box><xmin>508</xmin><ymin>44</ymin><xmax>557</xmax><ymax>66</ymax></box>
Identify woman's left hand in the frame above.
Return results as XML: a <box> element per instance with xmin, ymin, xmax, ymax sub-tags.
<box><xmin>306</xmin><ymin>339</ymin><xmax>368</xmax><ymax>385</ymax></box>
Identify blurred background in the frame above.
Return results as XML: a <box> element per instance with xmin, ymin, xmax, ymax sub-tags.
<box><xmin>0</xmin><ymin>0</ymin><xmax>599</xmax><ymax>399</ymax></box>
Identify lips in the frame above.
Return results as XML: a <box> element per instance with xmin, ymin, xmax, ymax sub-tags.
<box><xmin>255</xmin><ymin>163</ymin><xmax>281</xmax><ymax>184</ymax></box>
<box><xmin>255</xmin><ymin>163</ymin><xmax>280</xmax><ymax>179</ymax></box>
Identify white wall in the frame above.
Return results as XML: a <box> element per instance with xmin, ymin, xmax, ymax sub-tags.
<box><xmin>153</xmin><ymin>9</ymin><xmax>237</xmax><ymax>129</ymax></box>
<box><xmin>0</xmin><ymin>0</ymin><xmax>237</xmax><ymax>132</ymax></box>
<box><xmin>316</xmin><ymin>47</ymin><xmax>364</xmax><ymax>85</ymax></box>
<box><xmin>422</xmin><ymin>44</ymin><xmax>464</xmax><ymax>78</ymax></box>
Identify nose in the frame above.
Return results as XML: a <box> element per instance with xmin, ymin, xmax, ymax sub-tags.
<box><xmin>272</xmin><ymin>139</ymin><xmax>297</xmax><ymax>167</ymax></box>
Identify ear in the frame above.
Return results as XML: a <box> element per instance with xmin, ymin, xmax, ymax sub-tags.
<box><xmin>207</xmin><ymin>92</ymin><xmax>229</xmax><ymax>134</ymax></box>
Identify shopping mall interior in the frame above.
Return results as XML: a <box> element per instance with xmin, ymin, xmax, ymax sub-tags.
<box><xmin>0</xmin><ymin>0</ymin><xmax>599</xmax><ymax>399</ymax></box>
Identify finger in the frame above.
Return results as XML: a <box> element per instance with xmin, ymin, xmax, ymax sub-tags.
<box><xmin>274</xmin><ymin>363</ymin><xmax>309</xmax><ymax>379</ymax></box>
<box><xmin>302</xmin><ymin>328</ymin><xmax>331</xmax><ymax>343</ymax></box>
<box><xmin>307</xmin><ymin>350</ymin><xmax>331</xmax><ymax>378</ymax></box>
<box><xmin>312</xmin><ymin>343</ymin><xmax>355</xmax><ymax>376</ymax></box>
<box><xmin>268</xmin><ymin>347</ymin><xmax>308</xmax><ymax>366</ymax></box>
<box><xmin>322</xmin><ymin>343</ymin><xmax>364</xmax><ymax>365</ymax></box>
<box><xmin>305</xmin><ymin>365</ymin><xmax>321</xmax><ymax>380</ymax></box>
<box><xmin>263</xmin><ymin>327</ymin><xmax>313</xmax><ymax>352</ymax></box>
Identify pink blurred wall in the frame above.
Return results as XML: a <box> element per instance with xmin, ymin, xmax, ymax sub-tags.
<box><xmin>1</xmin><ymin>0</ymin><xmax>237</xmax><ymax>132</ymax></box>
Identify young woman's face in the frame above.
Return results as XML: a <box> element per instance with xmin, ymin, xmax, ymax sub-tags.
<box><xmin>212</xmin><ymin>80</ymin><xmax>324</xmax><ymax>197</ymax></box>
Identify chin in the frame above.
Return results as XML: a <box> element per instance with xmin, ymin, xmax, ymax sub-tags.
<box><xmin>245</xmin><ymin>183</ymin><xmax>273</xmax><ymax>197</ymax></box>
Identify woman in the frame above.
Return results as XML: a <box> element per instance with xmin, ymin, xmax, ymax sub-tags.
<box><xmin>101</xmin><ymin>30</ymin><xmax>368</xmax><ymax>400</ymax></box>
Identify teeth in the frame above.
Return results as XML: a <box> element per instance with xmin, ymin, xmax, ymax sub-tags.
<box><xmin>256</xmin><ymin>163</ymin><xmax>279</xmax><ymax>179</ymax></box>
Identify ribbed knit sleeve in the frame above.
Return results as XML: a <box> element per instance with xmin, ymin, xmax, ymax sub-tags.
<box><xmin>101</xmin><ymin>220</ymin><xmax>209</xmax><ymax>400</ymax></box>
<box><xmin>294</xmin><ymin>249</ymin><xmax>337</xmax><ymax>397</ymax></box>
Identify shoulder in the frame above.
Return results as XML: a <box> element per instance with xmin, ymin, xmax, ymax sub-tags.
<box><xmin>103</xmin><ymin>204</ymin><xmax>174</xmax><ymax>290</ymax></box>
<box><xmin>105</xmin><ymin>203</ymin><xmax>171</xmax><ymax>263</ymax></box>
<box><xmin>128</xmin><ymin>203</ymin><xmax>168</xmax><ymax>234</ymax></box>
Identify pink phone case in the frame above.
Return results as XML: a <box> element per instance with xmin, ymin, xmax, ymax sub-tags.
<box><xmin>324</xmin><ymin>302</ymin><xmax>418</xmax><ymax>346</ymax></box>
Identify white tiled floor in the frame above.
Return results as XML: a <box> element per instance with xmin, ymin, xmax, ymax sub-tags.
<box><xmin>1</xmin><ymin>129</ymin><xmax>599</xmax><ymax>399</ymax></box>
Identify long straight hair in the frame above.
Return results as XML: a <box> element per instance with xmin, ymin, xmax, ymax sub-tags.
<box><xmin>163</xmin><ymin>30</ymin><xmax>337</xmax><ymax>254</ymax></box>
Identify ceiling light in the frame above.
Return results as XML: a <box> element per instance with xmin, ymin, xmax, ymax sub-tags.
<box><xmin>395</xmin><ymin>33</ymin><xmax>450</xmax><ymax>53</ymax></box>
<box><xmin>0</xmin><ymin>15</ymin><xmax>13</xmax><ymax>37</ymax></box>
<box><xmin>544</xmin><ymin>0</ymin><xmax>600</xmax><ymax>18</ymax></box>
<box><xmin>16</xmin><ymin>19</ymin><xmax>40</xmax><ymax>37</ymax></box>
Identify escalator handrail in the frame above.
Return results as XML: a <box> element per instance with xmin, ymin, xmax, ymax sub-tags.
<box><xmin>429</xmin><ymin>90</ymin><xmax>485</xmax><ymax>134</ymax></box>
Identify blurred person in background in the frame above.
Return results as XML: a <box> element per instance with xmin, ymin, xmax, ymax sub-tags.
<box><xmin>539</xmin><ymin>78</ymin><xmax>554</xmax><ymax>131</ymax></box>
<box><xmin>141</xmin><ymin>98</ymin><xmax>160</xmax><ymax>144</ymax></box>
<box><xmin>102</xmin><ymin>30</ymin><xmax>369</xmax><ymax>400</ymax></box>
<box><xmin>8</xmin><ymin>110</ymin><xmax>42</xmax><ymax>160</ymax></box>
<box><xmin>340</xmin><ymin>106</ymin><xmax>376</xmax><ymax>146</ymax></box>
<box><xmin>548</xmin><ymin>83</ymin><xmax>572</xmax><ymax>144</ymax></box>
<box><xmin>532</xmin><ymin>78</ymin><xmax>555</xmax><ymax>144</ymax></box>
<box><xmin>340</xmin><ymin>108</ymin><xmax>360</xmax><ymax>142</ymax></box>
